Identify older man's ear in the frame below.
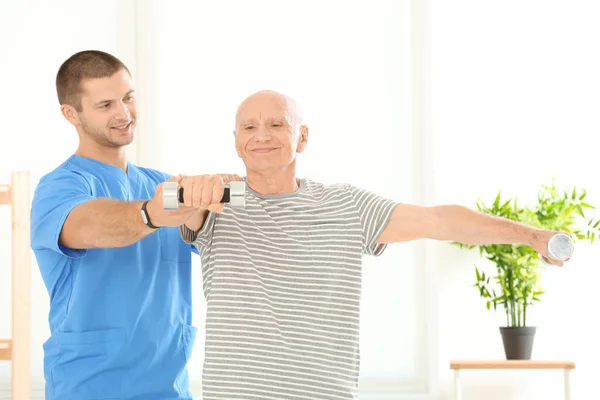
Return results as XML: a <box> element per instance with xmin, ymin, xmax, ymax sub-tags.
<box><xmin>297</xmin><ymin>125</ymin><xmax>309</xmax><ymax>153</ymax></box>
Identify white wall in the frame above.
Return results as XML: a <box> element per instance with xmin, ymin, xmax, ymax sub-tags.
<box><xmin>427</xmin><ymin>1</ymin><xmax>600</xmax><ymax>399</ymax></box>
<box><xmin>0</xmin><ymin>0</ymin><xmax>137</xmax><ymax>397</ymax></box>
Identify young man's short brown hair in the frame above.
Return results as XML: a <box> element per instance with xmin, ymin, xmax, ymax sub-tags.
<box><xmin>56</xmin><ymin>50</ymin><xmax>131</xmax><ymax>111</ymax></box>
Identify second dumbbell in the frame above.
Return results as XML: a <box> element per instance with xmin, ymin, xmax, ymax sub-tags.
<box><xmin>163</xmin><ymin>181</ymin><xmax>246</xmax><ymax>210</ymax></box>
<box><xmin>541</xmin><ymin>232</ymin><xmax>574</xmax><ymax>265</ymax></box>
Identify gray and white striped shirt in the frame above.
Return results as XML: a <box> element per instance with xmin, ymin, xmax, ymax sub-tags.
<box><xmin>180</xmin><ymin>178</ymin><xmax>398</xmax><ymax>400</ymax></box>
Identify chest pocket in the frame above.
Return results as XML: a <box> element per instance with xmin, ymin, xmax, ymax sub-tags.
<box><xmin>158</xmin><ymin>227</ymin><xmax>192</xmax><ymax>263</ymax></box>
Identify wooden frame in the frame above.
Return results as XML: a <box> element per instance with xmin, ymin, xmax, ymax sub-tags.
<box><xmin>0</xmin><ymin>171</ymin><xmax>31</xmax><ymax>400</ymax></box>
<box><xmin>450</xmin><ymin>360</ymin><xmax>575</xmax><ymax>400</ymax></box>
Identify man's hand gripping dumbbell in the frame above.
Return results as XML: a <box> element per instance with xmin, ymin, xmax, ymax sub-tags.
<box><xmin>142</xmin><ymin>174</ymin><xmax>245</xmax><ymax>230</ymax></box>
<box><xmin>162</xmin><ymin>174</ymin><xmax>246</xmax><ymax>211</ymax></box>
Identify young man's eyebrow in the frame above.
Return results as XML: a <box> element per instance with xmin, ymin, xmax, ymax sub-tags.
<box><xmin>94</xmin><ymin>90</ymin><xmax>135</xmax><ymax>106</ymax></box>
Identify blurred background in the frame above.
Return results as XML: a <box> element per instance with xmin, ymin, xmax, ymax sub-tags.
<box><xmin>1</xmin><ymin>0</ymin><xmax>598</xmax><ymax>399</ymax></box>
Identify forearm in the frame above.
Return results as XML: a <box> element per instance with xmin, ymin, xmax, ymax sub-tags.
<box><xmin>178</xmin><ymin>211</ymin><xmax>210</xmax><ymax>245</ymax></box>
<box><xmin>434</xmin><ymin>205</ymin><xmax>540</xmax><ymax>246</ymax></box>
<box><xmin>60</xmin><ymin>198</ymin><xmax>156</xmax><ymax>249</ymax></box>
<box><xmin>184</xmin><ymin>210</ymin><xmax>209</xmax><ymax>233</ymax></box>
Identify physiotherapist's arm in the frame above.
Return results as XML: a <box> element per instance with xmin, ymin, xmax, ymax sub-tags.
<box><xmin>31</xmin><ymin>171</ymin><xmax>201</xmax><ymax>253</ymax></box>
<box><xmin>31</xmin><ymin>170</ymin><xmax>152</xmax><ymax>254</ymax></box>
<box><xmin>61</xmin><ymin>179</ymin><xmax>203</xmax><ymax>249</ymax></box>
<box><xmin>60</xmin><ymin>198</ymin><xmax>157</xmax><ymax>249</ymax></box>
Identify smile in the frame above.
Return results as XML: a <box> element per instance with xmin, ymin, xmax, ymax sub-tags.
<box><xmin>252</xmin><ymin>148</ymin><xmax>277</xmax><ymax>154</ymax></box>
<box><xmin>111</xmin><ymin>121</ymin><xmax>132</xmax><ymax>131</ymax></box>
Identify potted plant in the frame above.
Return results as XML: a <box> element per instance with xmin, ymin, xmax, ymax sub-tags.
<box><xmin>454</xmin><ymin>180</ymin><xmax>599</xmax><ymax>360</ymax></box>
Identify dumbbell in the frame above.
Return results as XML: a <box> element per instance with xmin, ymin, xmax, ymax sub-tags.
<box><xmin>541</xmin><ymin>233</ymin><xmax>574</xmax><ymax>264</ymax></box>
<box><xmin>163</xmin><ymin>181</ymin><xmax>246</xmax><ymax>210</ymax></box>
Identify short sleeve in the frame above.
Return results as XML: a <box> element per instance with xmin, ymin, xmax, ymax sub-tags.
<box><xmin>347</xmin><ymin>185</ymin><xmax>399</xmax><ymax>256</ymax></box>
<box><xmin>30</xmin><ymin>169</ymin><xmax>94</xmax><ymax>258</ymax></box>
<box><xmin>179</xmin><ymin>211</ymin><xmax>217</xmax><ymax>251</ymax></box>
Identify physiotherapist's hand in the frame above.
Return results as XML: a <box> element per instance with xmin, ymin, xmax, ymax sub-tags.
<box><xmin>179</xmin><ymin>173</ymin><xmax>243</xmax><ymax>214</ymax></box>
<box><xmin>146</xmin><ymin>174</ymin><xmax>244</xmax><ymax>228</ymax></box>
<box><xmin>146</xmin><ymin>175</ymin><xmax>205</xmax><ymax>228</ymax></box>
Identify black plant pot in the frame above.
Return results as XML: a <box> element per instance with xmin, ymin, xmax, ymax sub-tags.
<box><xmin>499</xmin><ymin>326</ymin><xmax>536</xmax><ymax>360</ymax></box>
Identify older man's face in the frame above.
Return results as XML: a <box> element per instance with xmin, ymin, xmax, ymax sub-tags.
<box><xmin>234</xmin><ymin>93</ymin><xmax>307</xmax><ymax>174</ymax></box>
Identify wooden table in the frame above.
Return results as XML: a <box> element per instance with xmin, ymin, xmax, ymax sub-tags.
<box><xmin>450</xmin><ymin>360</ymin><xmax>575</xmax><ymax>400</ymax></box>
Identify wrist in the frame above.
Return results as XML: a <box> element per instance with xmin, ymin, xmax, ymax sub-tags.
<box><xmin>527</xmin><ymin>227</ymin><xmax>546</xmax><ymax>248</ymax></box>
<box><xmin>185</xmin><ymin>210</ymin><xmax>208</xmax><ymax>232</ymax></box>
<box><xmin>142</xmin><ymin>199</ymin><xmax>161</xmax><ymax>229</ymax></box>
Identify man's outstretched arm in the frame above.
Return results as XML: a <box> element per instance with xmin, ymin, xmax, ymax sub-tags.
<box><xmin>32</xmin><ymin>172</ymin><xmax>200</xmax><ymax>253</ymax></box>
<box><xmin>377</xmin><ymin>204</ymin><xmax>563</xmax><ymax>264</ymax></box>
<box><xmin>60</xmin><ymin>198</ymin><xmax>159</xmax><ymax>249</ymax></box>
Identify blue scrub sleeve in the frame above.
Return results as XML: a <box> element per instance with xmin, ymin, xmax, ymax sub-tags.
<box><xmin>30</xmin><ymin>170</ymin><xmax>94</xmax><ymax>258</ymax></box>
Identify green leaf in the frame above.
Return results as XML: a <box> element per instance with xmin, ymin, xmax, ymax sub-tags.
<box><xmin>493</xmin><ymin>192</ymin><xmax>501</xmax><ymax>209</ymax></box>
<box><xmin>458</xmin><ymin>179</ymin><xmax>598</xmax><ymax>321</ymax></box>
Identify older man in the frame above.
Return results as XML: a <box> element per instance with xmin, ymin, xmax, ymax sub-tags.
<box><xmin>175</xmin><ymin>90</ymin><xmax>566</xmax><ymax>399</ymax></box>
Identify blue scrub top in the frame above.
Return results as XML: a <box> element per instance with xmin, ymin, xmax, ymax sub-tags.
<box><xmin>30</xmin><ymin>155</ymin><xmax>198</xmax><ymax>400</ymax></box>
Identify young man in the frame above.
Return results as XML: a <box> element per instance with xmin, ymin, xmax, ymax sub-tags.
<box><xmin>30</xmin><ymin>50</ymin><xmax>216</xmax><ymax>400</ymax></box>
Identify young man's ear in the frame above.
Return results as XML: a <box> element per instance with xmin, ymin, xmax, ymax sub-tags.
<box><xmin>60</xmin><ymin>104</ymin><xmax>81</xmax><ymax>127</ymax></box>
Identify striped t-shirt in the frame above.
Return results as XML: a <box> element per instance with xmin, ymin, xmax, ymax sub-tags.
<box><xmin>180</xmin><ymin>178</ymin><xmax>398</xmax><ymax>400</ymax></box>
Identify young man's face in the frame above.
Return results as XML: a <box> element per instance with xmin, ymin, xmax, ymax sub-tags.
<box><xmin>74</xmin><ymin>68</ymin><xmax>137</xmax><ymax>148</ymax></box>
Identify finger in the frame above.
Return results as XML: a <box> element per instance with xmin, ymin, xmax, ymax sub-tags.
<box><xmin>192</xmin><ymin>176</ymin><xmax>204</xmax><ymax>208</ymax></box>
<box><xmin>154</xmin><ymin>182</ymin><xmax>164</xmax><ymax>197</ymax></box>
<box><xmin>218</xmin><ymin>174</ymin><xmax>232</xmax><ymax>183</ymax></box>
<box><xmin>219</xmin><ymin>173</ymin><xmax>243</xmax><ymax>183</ymax></box>
<box><xmin>212</xmin><ymin>177</ymin><xmax>226</xmax><ymax>205</ymax></box>
<box><xmin>166</xmin><ymin>174</ymin><xmax>183</xmax><ymax>183</ymax></box>
<box><xmin>201</xmin><ymin>176</ymin><xmax>219</xmax><ymax>208</ymax></box>
<box><xmin>182</xmin><ymin>177</ymin><xmax>193</xmax><ymax>207</ymax></box>
<box><xmin>541</xmin><ymin>255</ymin><xmax>553</xmax><ymax>265</ymax></box>
<box><xmin>543</xmin><ymin>255</ymin><xmax>564</xmax><ymax>267</ymax></box>
<box><xmin>207</xmin><ymin>203</ymin><xmax>224</xmax><ymax>213</ymax></box>
<box><xmin>541</xmin><ymin>255</ymin><xmax>549</xmax><ymax>265</ymax></box>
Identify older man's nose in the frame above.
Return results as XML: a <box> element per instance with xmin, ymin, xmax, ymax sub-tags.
<box><xmin>255</xmin><ymin>125</ymin><xmax>272</xmax><ymax>142</ymax></box>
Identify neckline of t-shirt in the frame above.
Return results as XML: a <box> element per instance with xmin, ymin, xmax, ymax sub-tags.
<box><xmin>245</xmin><ymin>178</ymin><xmax>306</xmax><ymax>200</ymax></box>
<box><xmin>70</xmin><ymin>154</ymin><xmax>136</xmax><ymax>180</ymax></box>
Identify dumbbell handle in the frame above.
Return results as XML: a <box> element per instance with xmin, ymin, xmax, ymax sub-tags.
<box><xmin>177</xmin><ymin>187</ymin><xmax>230</xmax><ymax>203</ymax></box>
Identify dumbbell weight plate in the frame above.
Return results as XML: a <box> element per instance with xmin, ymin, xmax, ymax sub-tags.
<box><xmin>541</xmin><ymin>233</ymin><xmax>574</xmax><ymax>264</ymax></box>
<box><xmin>547</xmin><ymin>233</ymin><xmax>574</xmax><ymax>261</ymax></box>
